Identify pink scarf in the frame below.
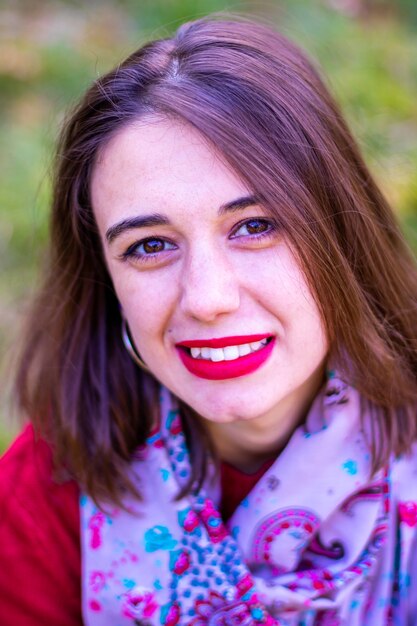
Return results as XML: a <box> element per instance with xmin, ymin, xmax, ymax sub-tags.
<box><xmin>81</xmin><ymin>372</ymin><xmax>417</xmax><ymax>625</ymax></box>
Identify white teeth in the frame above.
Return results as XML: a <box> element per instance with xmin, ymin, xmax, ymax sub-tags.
<box><xmin>223</xmin><ymin>345</ymin><xmax>240</xmax><ymax>361</ymax></box>
<box><xmin>188</xmin><ymin>339</ymin><xmax>270</xmax><ymax>361</ymax></box>
<box><xmin>201</xmin><ymin>347</ymin><xmax>211</xmax><ymax>359</ymax></box>
<box><xmin>211</xmin><ymin>348</ymin><xmax>225</xmax><ymax>362</ymax></box>
<box><xmin>238</xmin><ymin>343</ymin><xmax>251</xmax><ymax>357</ymax></box>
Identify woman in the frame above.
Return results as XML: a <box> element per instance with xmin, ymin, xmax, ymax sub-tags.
<box><xmin>1</xmin><ymin>14</ymin><xmax>417</xmax><ymax>626</ymax></box>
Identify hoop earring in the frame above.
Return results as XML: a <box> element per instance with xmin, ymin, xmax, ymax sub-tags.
<box><xmin>121</xmin><ymin>318</ymin><xmax>150</xmax><ymax>372</ymax></box>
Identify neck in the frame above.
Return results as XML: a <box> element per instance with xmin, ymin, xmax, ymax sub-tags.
<box><xmin>201</xmin><ymin>365</ymin><xmax>326</xmax><ymax>473</ymax></box>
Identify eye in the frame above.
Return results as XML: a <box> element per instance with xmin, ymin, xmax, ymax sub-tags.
<box><xmin>141</xmin><ymin>239</ymin><xmax>167</xmax><ymax>254</ymax></box>
<box><xmin>230</xmin><ymin>218</ymin><xmax>275</xmax><ymax>239</ymax></box>
<box><xmin>122</xmin><ymin>237</ymin><xmax>177</xmax><ymax>262</ymax></box>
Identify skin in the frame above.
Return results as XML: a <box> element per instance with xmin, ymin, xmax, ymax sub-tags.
<box><xmin>91</xmin><ymin>117</ymin><xmax>329</xmax><ymax>471</ymax></box>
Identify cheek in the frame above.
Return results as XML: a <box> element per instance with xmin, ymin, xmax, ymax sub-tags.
<box><xmin>112</xmin><ymin>270</ymin><xmax>178</xmax><ymax>341</ymax></box>
<box><xmin>278</xmin><ymin>257</ymin><xmax>323</xmax><ymax>325</ymax></box>
<box><xmin>263</xmin><ymin>256</ymin><xmax>328</xmax><ymax>351</ymax></box>
<box><xmin>287</xmin><ymin>292</ymin><xmax>328</xmax><ymax>351</ymax></box>
<box><xmin>252</xmin><ymin>261</ymin><xmax>310</xmax><ymax>319</ymax></box>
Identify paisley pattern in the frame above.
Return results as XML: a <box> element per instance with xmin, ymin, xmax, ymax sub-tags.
<box><xmin>81</xmin><ymin>374</ymin><xmax>417</xmax><ymax>625</ymax></box>
<box><xmin>251</xmin><ymin>508</ymin><xmax>321</xmax><ymax>574</ymax></box>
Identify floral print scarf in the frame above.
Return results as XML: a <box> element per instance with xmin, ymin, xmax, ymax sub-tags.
<box><xmin>81</xmin><ymin>372</ymin><xmax>417</xmax><ymax>625</ymax></box>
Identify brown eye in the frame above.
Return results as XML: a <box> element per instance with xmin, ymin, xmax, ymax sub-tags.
<box><xmin>231</xmin><ymin>218</ymin><xmax>274</xmax><ymax>239</ymax></box>
<box><xmin>245</xmin><ymin>219</ymin><xmax>269</xmax><ymax>234</ymax></box>
<box><xmin>122</xmin><ymin>237</ymin><xmax>177</xmax><ymax>261</ymax></box>
<box><xmin>143</xmin><ymin>239</ymin><xmax>165</xmax><ymax>254</ymax></box>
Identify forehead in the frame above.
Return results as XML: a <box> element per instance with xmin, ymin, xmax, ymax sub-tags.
<box><xmin>91</xmin><ymin>117</ymin><xmax>250</xmax><ymax>227</ymax></box>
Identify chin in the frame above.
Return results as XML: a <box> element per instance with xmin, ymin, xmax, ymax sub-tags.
<box><xmin>191</xmin><ymin>395</ymin><xmax>274</xmax><ymax>425</ymax></box>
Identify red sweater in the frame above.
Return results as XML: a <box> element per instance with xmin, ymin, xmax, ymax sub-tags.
<box><xmin>0</xmin><ymin>426</ymin><xmax>272</xmax><ymax>625</ymax></box>
<box><xmin>0</xmin><ymin>425</ymin><xmax>81</xmax><ymax>625</ymax></box>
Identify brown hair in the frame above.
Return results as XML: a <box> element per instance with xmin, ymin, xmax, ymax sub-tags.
<box><xmin>15</xmin><ymin>15</ymin><xmax>417</xmax><ymax>504</ymax></box>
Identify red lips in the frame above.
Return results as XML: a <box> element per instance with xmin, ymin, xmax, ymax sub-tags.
<box><xmin>176</xmin><ymin>333</ymin><xmax>271</xmax><ymax>349</ymax></box>
<box><xmin>176</xmin><ymin>335</ymin><xmax>275</xmax><ymax>380</ymax></box>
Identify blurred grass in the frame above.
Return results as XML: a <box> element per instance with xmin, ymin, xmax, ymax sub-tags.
<box><xmin>1</xmin><ymin>0</ymin><xmax>417</xmax><ymax>450</ymax></box>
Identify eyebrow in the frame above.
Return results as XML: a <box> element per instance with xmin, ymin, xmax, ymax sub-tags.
<box><xmin>105</xmin><ymin>194</ymin><xmax>259</xmax><ymax>244</ymax></box>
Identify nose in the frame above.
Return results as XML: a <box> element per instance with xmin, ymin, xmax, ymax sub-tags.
<box><xmin>180</xmin><ymin>246</ymin><xmax>240</xmax><ymax>322</ymax></box>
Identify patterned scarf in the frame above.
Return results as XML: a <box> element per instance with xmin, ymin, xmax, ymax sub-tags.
<box><xmin>81</xmin><ymin>372</ymin><xmax>417</xmax><ymax>625</ymax></box>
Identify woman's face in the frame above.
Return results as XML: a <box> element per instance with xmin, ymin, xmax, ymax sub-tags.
<box><xmin>91</xmin><ymin>118</ymin><xmax>328</xmax><ymax>426</ymax></box>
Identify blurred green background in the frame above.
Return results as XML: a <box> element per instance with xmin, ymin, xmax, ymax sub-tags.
<box><xmin>1</xmin><ymin>0</ymin><xmax>417</xmax><ymax>451</ymax></box>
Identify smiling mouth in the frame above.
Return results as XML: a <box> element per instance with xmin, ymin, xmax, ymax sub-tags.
<box><xmin>185</xmin><ymin>338</ymin><xmax>270</xmax><ymax>362</ymax></box>
<box><xmin>176</xmin><ymin>334</ymin><xmax>275</xmax><ymax>380</ymax></box>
